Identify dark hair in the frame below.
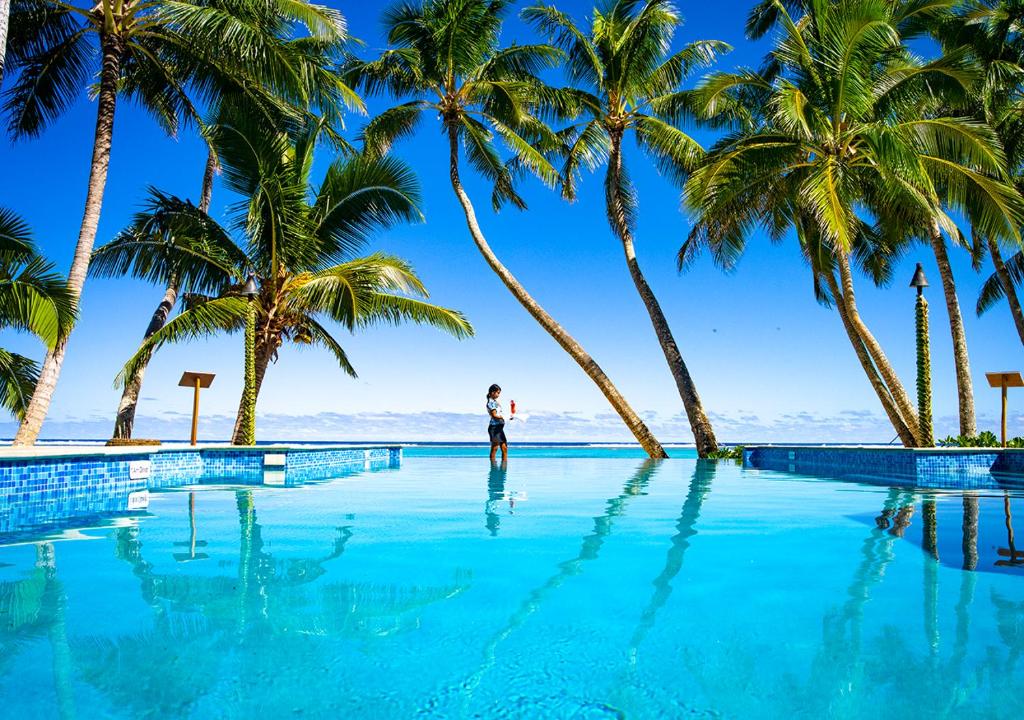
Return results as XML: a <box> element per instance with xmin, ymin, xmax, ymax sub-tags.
<box><xmin>487</xmin><ymin>384</ymin><xmax>501</xmax><ymax>399</ymax></box>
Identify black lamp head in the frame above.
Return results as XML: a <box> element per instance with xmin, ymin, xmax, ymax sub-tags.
<box><xmin>909</xmin><ymin>263</ymin><xmax>928</xmax><ymax>293</ymax></box>
<box><xmin>241</xmin><ymin>273</ymin><xmax>259</xmax><ymax>297</ymax></box>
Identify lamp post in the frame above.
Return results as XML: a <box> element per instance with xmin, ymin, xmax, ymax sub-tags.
<box><xmin>910</xmin><ymin>263</ymin><xmax>933</xmax><ymax>446</ymax></box>
<box><xmin>239</xmin><ymin>273</ymin><xmax>259</xmax><ymax>446</ymax></box>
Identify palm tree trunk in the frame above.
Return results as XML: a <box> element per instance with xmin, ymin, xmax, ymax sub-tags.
<box><xmin>13</xmin><ymin>32</ymin><xmax>123</xmax><ymax>446</ymax></box>
<box><xmin>606</xmin><ymin>132</ymin><xmax>717</xmax><ymax>457</ymax></box>
<box><xmin>836</xmin><ymin>253</ymin><xmax>922</xmax><ymax>442</ymax></box>
<box><xmin>985</xmin><ymin>233</ymin><xmax>1024</xmax><ymax>345</ymax></box>
<box><xmin>928</xmin><ymin>221</ymin><xmax>976</xmax><ymax>436</ymax></box>
<box><xmin>111</xmin><ymin>277</ymin><xmax>179</xmax><ymax>439</ymax></box>
<box><xmin>110</xmin><ymin>151</ymin><xmax>217</xmax><ymax>439</ymax></box>
<box><xmin>446</xmin><ymin>124</ymin><xmax>667</xmax><ymax>458</ymax></box>
<box><xmin>825</xmin><ymin>272</ymin><xmax>918</xmax><ymax>447</ymax></box>
<box><xmin>0</xmin><ymin>0</ymin><xmax>9</xmax><ymax>77</ymax></box>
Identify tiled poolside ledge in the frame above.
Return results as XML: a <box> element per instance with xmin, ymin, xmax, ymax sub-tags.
<box><xmin>743</xmin><ymin>445</ymin><xmax>1024</xmax><ymax>487</ymax></box>
<box><xmin>0</xmin><ymin>444</ymin><xmax>401</xmax><ymax>535</ymax></box>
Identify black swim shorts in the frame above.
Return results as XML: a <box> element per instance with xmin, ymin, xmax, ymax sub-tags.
<box><xmin>488</xmin><ymin>421</ymin><xmax>507</xmax><ymax>445</ymax></box>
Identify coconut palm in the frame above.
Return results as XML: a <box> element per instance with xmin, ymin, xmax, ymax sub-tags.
<box><xmin>104</xmin><ymin>35</ymin><xmax>358</xmax><ymax>443</ymax></box>
<box><xmin>681</xmin><ymin>0</ymin><xmax>1024</xmax><ymax>446</ymax></box>
<box><xmin>0</xmin><ymin>208</ymin><xmax>75</xmax><ymax>419</ymax></box>
<box><xmin>746</xmin><ymin>0</ymin><xmax>1015</xmax><ymax>436</ymax></box>
<box><xmin>100</xmin><ymin>111</ymin><xmax>472</xmax><ymax>444</ymax></box>
<box><xmin>522</xmin><ymin>0</ymin><xmax>727</xmax><ymax>457</ymax></box>
<box><xmin>2</xmin><ymin>0</ymin><xmax>356</xmax><ymax>445</ymax></box>
<box><xmin>928</xmin><ymin>0</ymin><xmax>1024</xmax><ymax>345</ymax></box>
<box><xmin>345</xmin><ymin>0</ymin><xmax>668</xmax><ymax>458</ymax></box>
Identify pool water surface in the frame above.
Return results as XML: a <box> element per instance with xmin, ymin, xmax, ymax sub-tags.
<box><xmin>0</xmin><ymin>451</ymin><xmax>1021</xmax><ymax>718</ymax></box>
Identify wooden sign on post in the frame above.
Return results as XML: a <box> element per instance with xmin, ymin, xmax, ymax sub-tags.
<box><xmin>178</xmin><ymin>371</ymin><xmax>216</xmax><ymax>446</ymax></box>
<box><xmin>986</xmin><ymin>371</ymin><xmax>1024</xmax><ymax>447</ymax></box>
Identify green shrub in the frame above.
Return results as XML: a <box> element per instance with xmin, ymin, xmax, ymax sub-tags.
<box><xmin>937</xmin><ymin>431</ymin><xmax>1024</xmax><ymax>448</ymax></box>
<box><xmin>706</xmin><ymin>445</ymin><xmax>744</xmax><ymax>461</ymax></box>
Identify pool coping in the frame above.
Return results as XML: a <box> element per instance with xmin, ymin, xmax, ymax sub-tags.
<box><xmin>0</xmin><ymin>443</ymin><xmax>402</xmax><ymax>461</ymax></box>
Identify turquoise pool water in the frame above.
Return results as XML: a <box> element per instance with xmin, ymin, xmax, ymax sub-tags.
<box><xmin>0</xmin><ymin>449</ymin><xmax>1022</xmax><ymax>718</ymax></box>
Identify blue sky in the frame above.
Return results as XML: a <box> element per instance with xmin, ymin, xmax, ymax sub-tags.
<box><xmin>0</xmin><ymin>0</ymin><xmax>1022</xmax><ymax>443</ymax></box>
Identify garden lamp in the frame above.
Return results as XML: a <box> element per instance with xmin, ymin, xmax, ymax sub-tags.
<box><xmin>910</xmin><ymin>263</ymin><xmax>933</xmax><ymax>446</ymax></box>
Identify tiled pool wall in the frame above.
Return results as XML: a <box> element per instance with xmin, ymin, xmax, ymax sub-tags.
<box><xmin>0</xmin><ymin>446</ymin><xmax>401</xmax><ymax>536</ymax></box>
<box><xmin>0</xmin><ymin>455</ymin><xmax>143</xmax><ymax>534</ymax></box>
<box><xmin>743</xmin><ymin>446</ymin><xmax>1024</xmax><ymax>487</ymax></box>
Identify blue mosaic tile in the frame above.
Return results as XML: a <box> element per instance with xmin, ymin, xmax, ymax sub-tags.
<box><xmin>0</xmin><ymin>445</ymin><xmax>402</xmax><ymax>537</ymax></box>
<box><xmin>745</xmin><ymin>446</ymin><xmax>1023</xmax><ymax>487</ymax></box>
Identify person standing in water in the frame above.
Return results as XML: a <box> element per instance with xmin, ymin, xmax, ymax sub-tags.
<box><xmin>486</xmin><ymin>383</ymin><xmax>508</xmax><ymax>462</ymax></box>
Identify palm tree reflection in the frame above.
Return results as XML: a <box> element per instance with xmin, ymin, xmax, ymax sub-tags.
<box><xmin>425</xmin><ymin>460</ymin><xmax>662</xmax><ymax>713</ymax></box>
<box><xmin>627</xmin><ymin>460</ymin><xmax>716</xmax><ymax>664</ymax></box>
<box><xmin>72</xmin><ymin>489</ymin><xmax>468</xmax><ymax>716</ymax></box>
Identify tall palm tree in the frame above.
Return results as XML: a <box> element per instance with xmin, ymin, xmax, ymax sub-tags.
<box><xmin>2</xmin><ymin>0</ymin><xmax>356</xmax><ymax>445</ymax></box>
<box><xmin>523</xmin><ymin>0</ymin><xmax>727</xmax><ymax>457</ymax></box>
<box><xmin>102</xmin><ymin>112</ymin><xmax>472</xmax><ymax>444</ymax></box>
<box><xmin>345</xmin><ymin>0</ymin><xmax>668</xmax><ymax>458</ymax></box>
<box><xmin>0</xmin><ymin>208</ymin><xmax>75</xmax><ymax>419</ymax></box>
<box><xmin>745</xmin><ymin>0</ymin><xmax>1010</xmax><ymax>437</ymax></box>
<box><xmin>681</xmin><ymin>0</ymin><xmax>1024</xmax><ymax>446</ymax></box>
<box><xmin>102</xmin><ymin>24</ymin><xmax>358</xmax><ymax>443</ymax></box>
<box><xmin>930</xmin><ymin>0</ymin><xmax>1024</xmax><ymax>346</ymax></box>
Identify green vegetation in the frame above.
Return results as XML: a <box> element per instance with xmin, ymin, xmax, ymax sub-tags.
<box><xmin>0</xmin><ymin>209</ymin><xmax>75</xmax><ymax>419</ymax></box>
<box><xmin>98</xmin><ymin>107</ymin><xmax>472</xmax><ymax>443</ymax></box>
<box><xmin>523</xmin><ymin>1</ymin><xmax>726</xmax><ymax>457</ymax></box>
<box><xmin>705</xmin><ymin>445</ymin><xmax>744</xmax><ymax>461</ymax></box>
<box><xmin>938</xmin><ymin>431</ymin><xmax>1024</xmax><ymax>448</ymax></box>
<box><xmin>2</xmin><ymin>0</ymin><xmax>1024</xmax><ymax>450</ymax></box>
<box><xmin>916</xmin><ymin>294</ymin><xmax>933</xmax><ymax>446</ymax></box>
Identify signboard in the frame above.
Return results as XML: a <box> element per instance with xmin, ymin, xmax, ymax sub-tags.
<box><xmin>127</xmin><ymin>490</ymin><xmax>150</xmax><ymax>510</ymax></box>
<box><xmin>129</xmin><ymin>461</ymin><xmax>151</xmax><ymax>481</ymax></box>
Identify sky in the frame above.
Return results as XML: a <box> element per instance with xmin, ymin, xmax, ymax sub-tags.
<box><xmin>0</xmin><ymin>0</ymin><xmax>1022</xmax><ymax>444</ymax></box>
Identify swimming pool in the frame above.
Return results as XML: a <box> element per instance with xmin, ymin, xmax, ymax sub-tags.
<box><xmin>0</xmin><ymin>449</ymin><xmax>1021</xmax><ymax>718</ymax></box>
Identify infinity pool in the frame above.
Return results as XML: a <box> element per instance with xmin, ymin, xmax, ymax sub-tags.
<box><xmin>1</xmin><ymin>449</ymin><xmax>1022</xmax><ymax>718</ymax></box>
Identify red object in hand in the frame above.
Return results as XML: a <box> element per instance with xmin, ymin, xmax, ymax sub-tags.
<box><xmin>510</xmin><ymin>400</ymin><xmax>516</xmax><ymax>415</ymax></box>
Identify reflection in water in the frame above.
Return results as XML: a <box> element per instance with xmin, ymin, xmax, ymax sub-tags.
<box><xmin>1</xmin><ymin>466</ymin><xmax>1023</xmax><ymax>718</ymax></box>
<box><xmin>998</xmin><ymin>493</ymin><xmax>1024</xmax><ymax>569</ymax></box>
<box><xmin>485</xmin><ymin>461</ymin><xmax>508</xmax><ymax>536</ymax></box>
<box><xmin>424</xmin><ymin>460</ymin><xmax>663</xmax><ymax>714</ymax></box>
<box><xmin>70</xmin><ymin>490</ymin><xmax>468</xmax><ymax>717</ymax></box>
<box><xmin>628</xmin><ymin>460</ymin><xmax>716</xmax><ymax>662</ymax></box>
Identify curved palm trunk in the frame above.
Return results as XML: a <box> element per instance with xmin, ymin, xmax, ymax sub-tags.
<box><xmin>13</xmin><ymin>33</ymin><xmax>123</xmax><ymax>446</ymax></box>
<box><xmin>607</xmin><ymin>133</ymin><xmax>717</xmax><ymax>457</ymax></box>
<box><xmin>928</xmin><ymin>222</ymin><xmax>976</xmax><ymax>437</ymax></box>
<box><xmin>985</xmin><ymin>234</ymin><xmax>1024</xmax><ymax>345</ymax></box>
<box><xmin>825</xmin><ymin>271</ymin><xmax>919</xmax><ymax>447</ymax></box>
<box><xmin>111</xmin><ymin>151</ymin><xmax>217</xmax><ymax>439</ymax></box>
<box><xmin>836</xmin><ymin>254</ymin><xmax>922</xmax><ymax>442</ymax></box>
<box><xmin>446</xmin><ymin>125</ymin><xmax>667</xmax><ymax>458</ymax></box>
<box><xmin>111</xmin><ymin>277</ymin><xmax>179</xmax><ymax>439</ymax></box>
<box><xmin>0</xmin><ymin>0</ymin><xmax>9</xmax><ymax>77</ymax></box>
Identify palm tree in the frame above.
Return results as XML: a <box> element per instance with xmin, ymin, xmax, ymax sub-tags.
<box><xmin>930</xmin><ymin>0</ymin><xmax>1024</xmax><ymax>346</ymax></box>
<box><xmin>102</xmin><ymin>28</ymin><xmax>359</xmax><ymax>443</ymax></box>
<box><xmin>0</xmin><ymin>208</ymin><xmax>75</xmax><ymax>419</ymax></box>
<box><xmin>523</xmin><ymin>0</ymin><xmax>727</xmax><ymax>457</ymax></box>
<box><xmin>978</xmin><ymin>242</ymin><xmax>1024</xmax><ymax>330</ymax></box>
<box><xmin>345</xmin><ymin>0</ymin><xmax>668</xmax><ymax>458</ymax></box>
<box><xmin>2</xmin><ymin>0</ymin><xmax>355</xmax><ymax>445</ymax></box>
<box><xmin>101</xmin><ymin>112</ymin><xmax>472</xmax><ymax>444</ymax></box>
<box><xmin>681</xmin><ymin>0</ymin><xmax>1024</xmax><ymax>446</ymax></box>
